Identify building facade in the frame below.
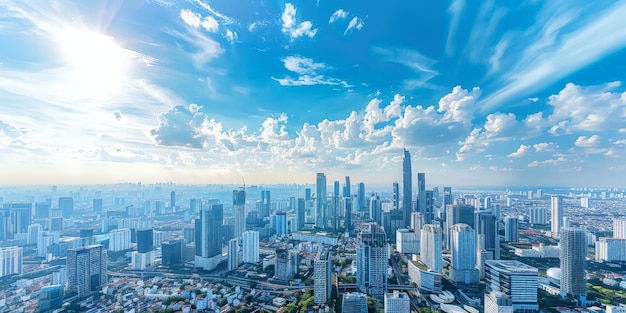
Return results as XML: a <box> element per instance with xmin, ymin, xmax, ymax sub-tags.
<box><xmin>67</xmin><ymin>245</ymin><xmax>107</xmax><ymax>296</ymax></box>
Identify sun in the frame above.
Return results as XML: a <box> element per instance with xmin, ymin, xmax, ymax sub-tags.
<box><xmin>58</xmin><ymin>29</ymin><xmax>130</xmax><ymax>97</ymax></box>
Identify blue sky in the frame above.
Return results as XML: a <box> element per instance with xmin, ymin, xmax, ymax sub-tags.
<box><xmin>1</xmin><ymin>0</ymin><xmax>626</xmax><ymax>186</ymax></box>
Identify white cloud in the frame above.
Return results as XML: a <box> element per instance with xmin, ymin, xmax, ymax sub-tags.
<box><xmin>201</xmin><ymin>16</ymin><xmax>219</xmax><ymax>32</ymax></box>
<box><xmin>180</xmin><ymin>9</ymin><xmax>202</xmax><ymax>28</ymax></box>
<box><xmin>533</xmin><ymin>142</ymin><xmax>557</xmax><ymax>152</ymax></box>
<box><xmin>344</xmin><ymin>17</ymin><xmax>364</xmax><ymax>35</ymax></box>
<box><xmin>225</xmin><ymin>29</ymin><xmax>237</xmax><ymax>42</ymax></box>
<box><xmin>329</xmin><ymin>9</ymin><xmax>348</xmax><ymax>24</ymax></box>
<box><xmin>445</xmin><ymin>0</ymin><xmax>465</xmax><ymax>55</ymax></box>
<box><xmin>281</xmin><ymin>3</ymin><xmax>317</xmax><ymax>40</ymax></box>
<box><xmin>273</xmin><ymin>56</ymin><xmax>350</xmax><ymax>87</ymax></box>
<box><xmin>372</xmin><ymin>46</ymin><xmax>439</xmax><ymax>89</ymax></box>
<box><xmin>508</xmin><ymin>144</ymin><xmax>530</xmax><ymax>158</ymax></box>
<box><xmin>574</xmin><ymin>135</ymin><xmax>601</xmax><ymax>147</ymax></box>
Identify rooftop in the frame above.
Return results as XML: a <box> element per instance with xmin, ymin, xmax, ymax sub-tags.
<box><xmin>485</xmin><ymin>260</ymin><xmax>538</xmax><ymax>273</ymax></box>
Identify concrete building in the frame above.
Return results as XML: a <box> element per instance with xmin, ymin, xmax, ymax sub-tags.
<box><xmin>485</xmin><ymin>260</ymin><xmax>539</xmax><ymax>312</ymax></box>
<box><xmin>195</xmin><ymin>203</ymin><xmax>223</xmax><ymax>271</ymax></box>
<box><xmin>0</xmin><ymin>246</ymin><xmax>22</xmax><ymax>278</ymax></box>
<box><xmin>560</xmin><ymin>227</ymin><xmax>587</xmax><ymax>306</ymax></box>
<box><xmin>67</xmin><ymin>245</ymin><xmax>107</xmax><ymax>296</ymax></box>
<box><xmin>342</xmin><ymin>292</ymin><xmax>368</xmax><ymax>313</ymax></box>
<box><xmin>614</xmin><ymin>218</ymin><xmax>626</xmax><ymax>239</ymax></box>
<box><xmin>396</xmin><ymin>228</ymin><xmax>419</xmax><ymax>254</ymax></box>
<box><xmin>504</xmin><ymin>217</ymin><xmax>519</xmax><ymax>242</ymax></box>
<box><xmin>551</xmin><ymin>195</ymin><xmax>564</xmax><ymax>238</ymax></box>
<box><xmin>316</xmin><ymin>173</ymin><xmax>328</xmax><ymax>229</ymax></box>
<box><xmin>384</xmin><ymin>291</ymin><xmax>410</xmax><ymax>313</ymax></box>
<box><xmin>108</xmin><ymin>228</ymin><xmax>131</xmax><ymax>252</ymax></box>
<box><xmin>596</xmin><ymin>238</ymin><xmax>626</xmax><ymax>262</ymax></box>
<box><xmin>314</xmin><ymin>248</ymin><xmax>332</xmax><ymax>305</ymax></box>
<box><xmin>357</xmin><ymin>223</ymin><xmax>388</xmax><ymax>300</ymax></box>
<box><xmin>39</xmin><ymin>284</ymin><xmax>64</xmax><ymax>312</ymax></box>
<box><xmin>402</xmin><ymin>150</ymin><xmax>412</xmax><ymax>228</ymax></box>
<box><xmin>420</xmin><ymin>224</ymin><xmax>442</xmax><ymax>273</ymax></box>
<box><xmin>233</xmin><ymin>188</ymin><xmax>246</xmax><ymax>239</ymax></box>
<box><xmin>242</xmin><ymin>230</ymin><xmax>259</xmax><ymax>263</ymax></box>
<box><xmin>484</xmin><ymin>291</ymin><xmax>513</xmax><ymax>313</ymax></box>
<box><xmin>450</xmin><ymin>223</ymin><xmax>479</xmax><ymax>284</ymax></box>
<box><xmin>228</xmin><ymin>238</ymin><xmax>240</xmax><ymax>271</ymax></box>
<box><xmin>529</xmin><ymin>208</ymin><xmax>547</xmax><ymax>225</ymax></box>
<box><xmin>161</xmin><ymin>240</ymin><xmax>183</xmax><ymax>266</ymax></box>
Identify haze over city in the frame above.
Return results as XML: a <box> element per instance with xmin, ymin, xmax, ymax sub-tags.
<box><xmin>1</xmin><ymin>1</ymin><xmax>626</xmax><ymax>186</ymax></box>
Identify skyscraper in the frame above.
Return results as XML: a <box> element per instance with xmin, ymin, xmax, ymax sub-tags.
<box><xmin>67</xmin><ymin>245</ymin><xmax>107</xmax><ymax>296</ymax></box>
<box><xmin>162</xmin><ymin>240</ymin><xmax>183</xmax><ymax>266</ymax></box>
<box><xmin>423</xmin><ymin>190</ymin><xmax>434</xmax><ymax>225</ymax></box>
<box><xmin>357</xmin><ymin>223</ymin><xmax>388</xmax><ymax>300</ymax></box>
<box><xmin>242</xmin><ymin>230</ymin><xmax>259</xmax><ymax>263</ymax></box>
<box><xmin>136</xmin><ymin>228</ymin><xmax>154</xmax><ymax>253</ymax></box>
<box><xmin>58</xmin><ymin>197</ymin><xmax>73</xmax><ymax>219</ymax></box>
<box><xmin>613</xmin><ymin>217</ymin><xmax>626</xmax><ymax>239</ymax></box>
<box><xmin>109</xmin><ymin>228</ymin><xmax>132</xmax><ymax>252</ymax></box>
<box><xmin>402</xmin><ymin>149</ymin><xmax>413</xmax><ymax>227</ymax></box>
<box><xmin>392</xmin><ymin>182</ymin><xmax>399</xmax><ymax>210</ymax></box>
<box><xmin>170</xmin><ymin>191</ymin><xmax>176</xmax><ymax>209</ymax></box>
<box><xmin>234</xmin><ymin>187</ymin><xmax>246</xmax><ymax>239</ymax></box>
<box><xmin>485</xmin><ymin>260</ymin><xmax>539</xmax><ymax>312</ymax></box>
<box><xmin>476</xmin><ymin>210</ymin><xmax>500</xmax><ymax>260</ymax></box>
<box><xmin>417</xmin><ymin>172</ymin><xmax>426</xmax><ymax>222</ymax></box>
<box><xmin>195</xmin><ymin>203</ymin><xmax>223</xmax><ymax>270</ymax></box>
<box><xmin>551</xmin><ymin>195</ymin><xmax>564</xmax><ymax>238</ymax></box>
<box><xmin>450</xmin><ymin>223</ymin><xmax>478</xmax><ymax>284</ymax></box>
<box><xmin>446</xmin><ymin>204</ymin><xmax>475</xmax><ymax>249</ymax></box>
<box><xmin>358</xmin><ymin>182</ymin><xmax>366</xmax><ymax>212</ymax></box>
<box><xmin>228</xmin><ymin>238</ymin><xmax>240</xmax><ymax>271</ymax></box>
<box><xmin>370</xmin><ymin>194</ymin><xmax>382</xmax><ymax>225</ymax></box>
<box><xmin>296</xmin><ymin>198</ymin><xmax>305</xmax><ymax>231</ymax></box>
<box><xmin>93</xmin><ymin>198</ymin><xmax>102</xmax><ymax>214</ymax></box>
<box><xmin>443</xmin><ymin>187</ymin><xmax>453</xmax><ymax>209</ymax></box>
<box><xmin>314</xmin><ymin>248</ymin><xmax>332</xmax><ymax>305</ymax></box>
<box><xmin>342</xmin><ymin>292</ymin><xmax>368</xmax><ymax>313</ymax></box>
<box><xmin>316</xmin><ymin>173</ymin><xmax>327</xmax><ymax>229</ymax></box>
<box><xmin>560</xmin><ymin>227</ymin><xmax>587</xmax><ymax>305</ymax></box>
<box><xmin>504</xmin><ymin>217</ymin><xmax>519</xmax><ymax>242</ymax></box>
<box><xmin>344</xmin><ymin>176</ymin><xmax>352</xmax><ymax>231</ymax></box>
<box><xmin>420</xmin><ymin>224</ymin><xmax>442</xmax><ymax>273</ymax></box>
<box><xmin>260</xmin><ymin>190</ymin><xmax>270</xmax><ymax>218</ymax></box>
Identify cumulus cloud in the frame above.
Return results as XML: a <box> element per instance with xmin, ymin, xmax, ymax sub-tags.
<box><xmin>329</xmin><ymin>9</ymin><xmax>348</xmax><ymax>23</ymax></box>
<box><xmin>574</xmin><ymin>135</ymin><xmax>601</xmax><ymax>147</ymax></box>
<box><xmin>281</xmin><ymin>3</ymin><xmax>317</xmax><ymax>40</ymax></box>
<box><xmin>180</xmin><ymin>9</ymin><xmax>202</xmax><ymax>28</ymax></box>
<box><xmin>508</xmin><ymin>144</ymin><xmax>530</xmax><ymax>157</ymax></box>
<box><xmin>201</xmin><ymin>16</ymin><xmax>219</xmax><ymax>32</ymax></box>
<box><xmin>225</xmin><ymin>29</ymin><xmax>237</xmax><ymax>42</ymax></box>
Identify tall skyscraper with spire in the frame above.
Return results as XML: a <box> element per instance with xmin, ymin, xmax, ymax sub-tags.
<box><xmin>402</xmin><ymin>149</ymin><xmax>412</xmax><ymax>227</ymax></box>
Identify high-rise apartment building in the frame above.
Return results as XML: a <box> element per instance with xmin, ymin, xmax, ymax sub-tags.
<box><xmin>195</xmin><ymin>203</ymin><xmax>223</xmax><ymax>270</ymax></box>
<box><xmin>402</xmin><ymin>150</ymin><xmax>413</xmax><ymax>227</ymax></box>
<box><xmin>529</xmin><ymin>208</ymin><xmax>547</xmax><ymax>225</ymax></box>
<box><xmin>446</xmin><ymin>204</ymin><xmax>475</xmax><ymax>249</ymax></box>
<box><xmin>242</xmin><ymin>230</ymin><xmax>259</xmax><ymax>263</ymax></box>
<box><xmin>485</xmin><ymin>260</ymin><xmax>538</xmax><ymax>313</ymax></box>
<box><xmin>476</xmin><ymin>210</ymin><xmax>500</xmax><ymax>260</ymax></box>
<box><xmin>228</xmin><ymin>238</ymin><xmax>240</xmax><ymax>271</ymax></box>
<box><xmin>357</xmin><ymin>223</ymin><xmax>388</xmax><ymax>300</ymax></box>
<box><xmin>420</xmin><ymin>224</ymin><xmax>442</xmax><ymax>273</ymax></box>
<box><xmin>314</xmin><ymin>248</ymin><xmax>332</xmax><ymax>305</ymax></box>
<box><xmin>59</xmin><ymin>197</ymin><xmax>74</xmax><ymax>219</ymax></box>
<box><xmin>551</xmin><ymin>195</ymin><xmax>564</xmax><ymax>238</ymax></box>
<box><xmin>560</xmin><ymin>227</ymin><xmax>587</xmax><ymax>306</ymax></box>
<box><xmin>614</xmin><ymin>218</ymin><xmax>626</xmax><ymax>239</ymax></box>
<box><xmin>0</xmin><ymin>246</ymin><xmax>22</xmax><ymax>278</ymax></box>
<box><xmin>505</xmin><ymin>217</ymin><xmax>519</xmax><ymax>242</ymax></box>
<box><xmin>66</xmin><ymin>245</ymin><xmax>107</xmax><ymax>296</ymax></box>
<box><xmin>109</xmin><ymin>228</ymin><xmax>132</xmax><ymax>252</ymax></box>
<box><xmin>450</xmin><ymin>223</ymin><xmax>478</xmax><ymax>284</ymax></box>
<box><xmin>233</xmin><ymin>187</ymin><xmax>246</xmax><ymax>239</ymax></box>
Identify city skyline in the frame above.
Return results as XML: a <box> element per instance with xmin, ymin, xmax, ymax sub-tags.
<box><xmin>2</xmin><ymin>1</ymin><xmax>626</xmax><ymax>186</ymax></box>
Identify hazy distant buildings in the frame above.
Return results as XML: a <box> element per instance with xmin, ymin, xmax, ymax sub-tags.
<box><xmin>67</xmin><ymin>245</ymin><xmax>107</xmax><ymax>296</ymax></box>
<box><xmin>59</xmin><ymin>197</ymin><xmax>73</xmax><ymax>218</ymax></box>
<box><xmin>402</xmin><ymin>150</ymin><xmax>412</xmax><ymax>227</ymax></box>
<box><xmin>109</xmin><ymin>228</ymin><xmax>131</xmax><ymax>252</ymax></box>
<box><xmin>93</xmin><ymin>198</ymin><xmax>103</xmax><ymax>214</ymax></box>
<box><xmin>421</xmin><ymin>224</ymin><xmax>442</xmax><ymax>273</ymax></box>
<box><xmin>357</xmin><ymin>223</ymin><xmax>388</xmax><ymax>300</ymax></box>
<box><xmin>0</xmin><ymin>246</ymin><xmax>22</xmax><ymax>277</ymax></box>
<box><xmin>485</xmin><ymin>260</ymin><xmax>539</xmax><ymax>312</ymax></box>
<box><xmin>551</xmin><ymin>195</ymin><xmax>564</xmax><ymax>238</ymax></box>
<box><xmin>314</xmin><ymin>248</ymin><xmax>332</xmax><ymax>305</ymax></box>
<box><xmin>195</xmin><ymin>203</ymin><xmax>223</xmax><ymax>271</ymax></box>
<box><xmin>560</xmin><ymin>227</ymin><xmax>587</xmax><ymax>306</ymax></box>
<box><xmin>505</xmin><ymin>217</ymin><xmax>519</xmax><ymax>242</ymax></box>
<box><xmin>529</xmin><ymin>208</ymin><xmax>548</xmax><ymax>225</ymax></box>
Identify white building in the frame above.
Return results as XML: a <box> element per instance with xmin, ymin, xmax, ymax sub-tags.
<box><xmin>228</xmin><ymin>238</ymin><xmax>240</xmax><ymax>271</ymax></box>
<box><xmin>420</xmin><ymin>224</ymin><xmax>442</xmax><ymax>273</ymax></box>
<box><xmin>450</xmin><ymin>223</ymin><xmax>478</xmax><ymax>284</ymax></box>
<box><xmin>580</xmin><ymin>197</ymin><xmax>589</xmax><ymax>208</ymax></box>
<box><xmin>108</xmin><ymin>228</ymin><xmax>131</xmax><ymax>252</ymax></box>
<box><xmin>132</xmin><ymin>251</ymin><xmax>154</xmax><ymax>270</ymax></box>
<box><xmin>485</xmin><ymin>260</ymin><xmax>539</xmax><ymax>312</ymax></box>
<box><xmin>614</xmin><ymin>218</ymin><xmax>626</xmax><ymax>239</ymax></box>
<box><xmin>384</xmin><ymin>291</ymin><xmax>410</xmax><ymax>313</ymax></box>
<box><xmin>596</xmin><ymin>238</ymin><xmax>626</xmax><ymax>262</ymax></box>
<box><xmin>560</xmin><ymin>227</ymin><xmax>587</xmax><ymax>305</ymax></box>
<box><xmin>484</xmin><ymin>291</ymin><xmax>513</xmax><ymax>313</ymax></box>
<box><xmin>396</xmin><ymin>228</ymin><xmax>419</xmax><ymax>254</ymax></box>
<box><xmin>551</xmin><ymin>195</ymin><xmax>564</xmax><ymax>238</ymax></box>
<box><xmin>242</xmin><ymin>230</ymin><xmax>259</xmax><ymax>263</ymax></box>
<box><xmin>314</xmin><ymin>249</ymin><xmax>332</xmax><ymax>305</ymax></box>
<box><xmin>0</xmin><ymin>246</ymin><xmax>22</xmax><ymax>277</ymax></box>
<box><xmin>529</xmin><ymin>208</ymin><xmax>547</xmax><ymax>225</ymax></box>
<box><xmin>27</xmin><ymin>224</ymin><xmax>42</xmax><ymax>245</ymax></box>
